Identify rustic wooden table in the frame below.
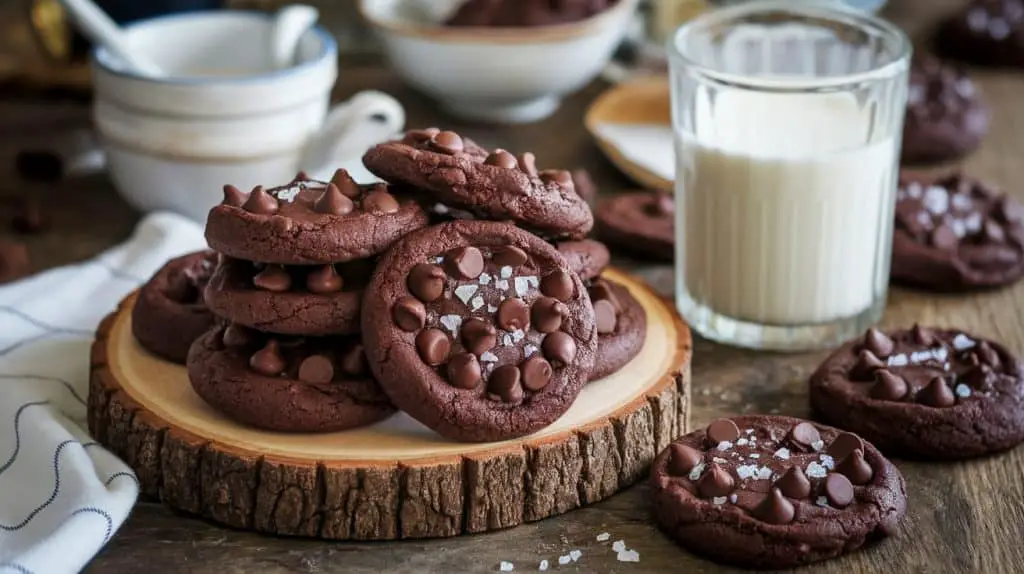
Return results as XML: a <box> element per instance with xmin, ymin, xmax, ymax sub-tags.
<box><xmin>1</xmin><ymin>0</ymin><xmax>1022</xmax><ymax>572</ymax></box>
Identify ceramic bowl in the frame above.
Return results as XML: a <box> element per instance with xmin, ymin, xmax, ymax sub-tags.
<box><xmin>359</xmin><ymin>0</ymin><xmax>639</xmax><ymax>124</ymax></box>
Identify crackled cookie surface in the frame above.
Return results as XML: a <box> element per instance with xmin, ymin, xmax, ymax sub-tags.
<box><xmin>902</xmin><ymin>55</ymin><xmax>989</xmax><ymax>164</ymax></box>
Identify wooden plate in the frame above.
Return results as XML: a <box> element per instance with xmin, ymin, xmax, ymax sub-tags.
<box><xmin>88</xmin><ymin>267</ymin><xmax>691</xmax><ymax>539</ymax></box>
<box><xmin>585</xmin><ymin>76</ymin><xmax>673</xmax><ymax>193</ymax></box>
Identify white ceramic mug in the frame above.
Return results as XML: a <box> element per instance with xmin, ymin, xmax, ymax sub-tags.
<box><xmin>91</xmin><ymin>11</ymin><xmax>405</xmax><ymax>222</ymax></box>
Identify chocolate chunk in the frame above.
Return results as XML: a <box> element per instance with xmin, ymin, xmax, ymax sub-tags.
<box><xmin>393</xmin><ymin>296</ymin><xmax>426</xmax><ymax>331</ymax></box>
<box><xmin>752</xmin><ymin>488</ymin><xmax>795</xmax><ymax>525</ymax></box>
<box><xmin>488</xmin><ymin>365</ymin><xmax>523</xmax><ymax>403</ymax></box>
<box><xmin>222</xmin><ymin>324</ymin><xmax>251</xmax><ymax>347</ymax></box>
<box><xmin>330</xmin><ymin>168</ymin><xmax>362</xmax><ymax>198</ymax></box>
<box><xmin>497</xmin><ymin>298</ymin><xmax>530</xmax><ymax>331</ymax></box>
<box><xmin>531</xmin><ymin>296</ymin><xmax>566</xmax><ymax>333</ymax></box>
<box><xmin>493</xmin><ymin>245</ymin><xmax>528</xmax><ymax>268</ymax></box>
<box><xmin>447</xmin><ymin>352</ymin><xmax>482</xmax><ymax>389</ymax></box>
<box><xmin>863</xmin><ymin>328</ymin><xmax>895</xmax><ymax>358</ymax></box>
<box><xmin>850</xmin><ymin>349</ymin><xmax>886</xmax><ymax>381</ymax></box>
<box><xmin>918</xmin><ymin>377</ymin><xmax>956</xmax><ymax>407</ymax></box>
<box><xmin>253</xmin><ymin>265</ymin><xmax>292</xmax><ymax>292</ymax></box>
<box><xmin>306</xmin><ymin>264</ymin><xmax>343</xmax><ymax>293</ymax></box>
<box><xmin>298</xmin><ymin>355</ymin><xmax>334</xmax><ymax>384</ymax></box>
<box><xmin>705</xmin><ymin>418</ymin><xmax>740</xmax><ymax>446</ymax></box>
<box><xmin>594</xmin><ymin>299</ymin><xmax>618</xmax><ymax>334</ymax></box>
<box><xmin>485</xmin><ymin>150</ymin><xmax>518</xmax><ymax>169</ymax></box>
<box><xmin>824</xmin><ymin>473</ymin><xmax>855</xmax><ymax>508</ymax></box>
<box><xmin>541</xmin><ymin>331</ymin><xmax>576</xmax><ymax>366</ymax></box>
<box><xmin>461</xmin><ymin>318</ymin><xmax>497</xmax><ymax>356</ymax></box>
<box><xmin>430</xmin><ymin>131</ymin><xmax>464</xmax><ymax>154</ymax></box>
<box><xmin>315</xmin><ymin>183</ymin><xmax>355</xmax><ymax>215</ymax></box>
<box><xmin>774</xmin><ymin>466</ymin><xmax>811</xmax><ymax>499</ymax></box>
<box><xmin>416</xmin><ymin>328</ymin><xmax>451</xmax><ymax>366</ymax></box>
<box><xmin>666</xmin><ymin>443</ymin><xmax>703</xmax><ymax>476</ymax></box>
<box><xmin>911</xmin><ymin>324</ymin><xmax>936</xmax><ymax>346</ymax></box>
<box><xmin>249</xmin><ymin>340</ymin><xmax>285</xmax><ymax>376</ymax></box>
<box><xmin>0</xmin><ymin>241</ymin><xmax>30</xmax><ymax>284</ymax></box>
<box><xmin>11</xmin><ymin>198</ymin><xmax>47</xmax><ymax>234</ymax></box>
<box><xmin>835</xmin><ymin>449</ymin><xmax>874</xmax><ymax>485</ymax></box>
<box><xmin>697</xmin><ymin>463</ymin><xmax>735</xmax><ymax>497</ymax></box>
<box><xmin>518</xmin><ymin>152</ymin><xmax>538</xmax><ymax>177</ymax></box>
<box><xmin>363</xmin><ymin>189</ymin><xmax>400</xmax><ymax>214</ymax></box>
<box><xmin>975</xmin><ymin>341</ymin><xmax>1001</xmax><ymax>368</ymax></box>
<box><xmin>870</xmin><ymin>369</ymin><xmax>909</xmax><ymax>401</ymax></box>
<box><xmin>445</xmin><ymin>246</ymin><xmax>484</xmax><ymax>280</ymax></box>
<box><xmin>339</xmin><ymin>344</ymin><xmax>368</xmax><ymax>376</ymax></box>
<box><xmin>826</xmin><ymin>432</ymin><xmax>864</xmax><ymax>461</ymax></box>
<box><xmin>540</xmin><ymin>169</ymin><xmax>573</xmax><ymax>186</ymax></box>
<box><xmin>242</xmin><ymin>185</ymin><xmax>278</xmax><ymax>214</ymax></box>
<box><xmin>789</xmin><ymin>422</ymin><xmax>821</xmax><ymax>451</ymax></box>
<box><xmin>408</xmin><ymin>263</ymin><xmax>447</xmax><ymax>302</ymax></box>
<box><xmin>521</xmin><ymin>356</ymin><xmax>553</xmax><ymax>391</ymax></box>
<box><xmin>540</xmin><ymin>269</ymin><xmax>574</xmax><ymax>302</ymax></box>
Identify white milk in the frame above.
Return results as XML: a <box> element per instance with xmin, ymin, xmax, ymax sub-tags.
<box><xmin>676</xmin><ymin>89</ymin><xmax>897</xmax><ymax>325</ymax></box>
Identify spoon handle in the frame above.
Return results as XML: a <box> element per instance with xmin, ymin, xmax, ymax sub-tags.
<box><xmin>59</xmin><ymin>0</ymin><xmax>164</xmax><ymax>77</ymax></box>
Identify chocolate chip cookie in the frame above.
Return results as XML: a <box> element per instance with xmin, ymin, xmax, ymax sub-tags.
<box><xmin>361</xmin><ymin>220</ymin><xmax>598</xmax><ymax>442</ymax></box>
<box><xmin>205</xmin><ymin>170</ymin><xmax>429</xmax><ymax>265</ymax></box>
<box><xmin>596</xmin><ymin>191</ymin><xmax>674</xmax><ymax>262</ymax></box>
<box><xmin>588</xmin><ymin>277</ymin><xmax>647</xmax><ymax>381</ymax></box>
<box><xmin>936</xmin><ymin>0</ymin><xmax>1024</xmax><ymax>68</ymax></box>
<box><xmin>187</xmin><ymin>325</ymin><xmax>394</xmax><ymax>433</ymax></box>
<box><xmin>891</xmin><ymin>172</ymin><xmax>1024</xmax><ymax>290</ymax></box>
<box><xmin>556</xmin><ymin>239</ymin><xmax>609</xmax><ymax>281</ymax></box>
<box><xmin>902</xmin><ymin>56</ymin><xmax>989</xmax><ymax>164</ymax></box>
<box><xmin>362</xmin><ymin>128</ymin><xmax>593</xmax><ymax>239</ymax></box>
<box><xmin>132</xmin><ymin>250</ymin><xmax>217</xmax><ymax>364</ymax></box>
<box><xmin>809</xmin><ymin>326</ymin><xmax>1024</xmax><ymax>459</ymax></box>
<box><xmin>651</xmin><ymin>415</ymin><xmax>906</xmax><ymax>570</ymax></box>
<box><xmin>203</xmin><ymin>257</ymin><xmax>373</xmax><ymax>336</ymax></box>
<box><xmin>446</xmin><ymin>0</ymin><xmax>619</xmax><ymax>27</ymax></box>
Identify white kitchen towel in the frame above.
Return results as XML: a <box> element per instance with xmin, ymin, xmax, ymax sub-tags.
<box><xmin>0</xmin><ymin>212</ymin><xmax>207</xmax><ymax>574</ymax></box>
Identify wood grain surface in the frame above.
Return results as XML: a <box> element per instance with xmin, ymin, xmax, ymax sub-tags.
<box><xmin>1</xmin><ymin>0</ymin><xmax>1023</xmax><ymax>571</ymax></box>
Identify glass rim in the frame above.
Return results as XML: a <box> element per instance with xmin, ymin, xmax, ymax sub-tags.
<box><xmin>666</xmin><ymin>0</ymin><xmax>912</xmax><ymax>92</ymax></box>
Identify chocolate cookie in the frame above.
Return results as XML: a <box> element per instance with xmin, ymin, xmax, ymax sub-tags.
<box><xmin>651</xmin><ymin>415</ymin><xmax>906</xmax><ymax>570</ymax></box>
<box><xmin>556</xmin><ymin>239</ymin><xmax>609</xmax><ymax>281</ymax></box>
<box><xmin>809</xmin><ymin>326</ymin><xmax>1024</xmax><ymax>459</ymax></box>
<box><xmin>595</xmin><ymin>191</ymin><xmax>674</xmax><ymax>262</ymax></box>
<box><xmin>362</xmin><ymin>128</ymin><xmax>593</xmax><ymax>239</ymax></box>
<box><xmin>187</xmin><ymin>325</ymin><xmax>394</xmax><ymax>433</ymax></box>
<box><xmin>203</xmin><ymin>257</ymin><xmax>373</xmax><ymax>336</ymax></box>
<box><xmin>205</xmin><ymin>170</ymin><xmax>429</xmax><ymax>265</ymax></box>
<box><xmin>361</xmin><ymin>220</ymin><xmax>598</xmax><ymax>442</ymax></box>
<box><xmin>446</xmin><ymin>0</ymin><xmax>618</xmax><ymax>27</ymax></box>
<box><xmin>588</xmin><ymin>277</ymin><xmax>647</xmax><ymax>381</ymax></box>
<box><xmin>936</xmin><ymin>0</ymin><xmax>1024</xmax><ymax>68</ymax></box>
<box><xmin>131</xmin><ymin>250</ymin><xmax>217</xmax><ymax>364</ymax></box>
<box><xmin>902</xmin><ymin>55</ymin><xmax>989</xmax><ymax>164</ymax></box>
<box><xmin>891</xmin><ymin>172</ymin><xmax>1024</xmax><ymax>290</ymax></box>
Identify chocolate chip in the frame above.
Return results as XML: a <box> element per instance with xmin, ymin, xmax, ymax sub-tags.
<box><xmin>594</xmin><ymin>299</ymin><xmax>618</xmax><ymax>334</ymax></box>
<box><xmin>752</xmin><ymin>488</ymin><xmax>795</xmax><ymax>524</ymax></box>
<box><xmin>835</xmin><ymin>449</ymin><xmax>874</xmax><ymax>485</ymax></box>
<box><xmin>222</xmin><ymin>324</ymin><xmax>251</xmax><ymax>347</ymax></box>
<box><xmin>774</xmin><ymin>466</ymin><xmax>811</xmax><ymax>499</ymax></box>
<box><xmin>540</xmin><ymin>169</ymin><xmax>573</xmax><ymax>186</ymax></box>
<box><xmin>306</xmin><ymin>265</ymin><xmax>343</xmax><ymax>293</ymax></box>
<box><xmin>666</xmin><ymin>443</ymin><xmax>703</xmax><ymax>476</ymax></box>
<box><xmin>461</xmin><ymin>318</ymin><xmax>497</xmax><ymax>356</ymax></box>
<box><xmin>531</xmin><ymin>296</ymin><xmax>567</xmax><ymax>333</ymax></box>
<box><xmin>340</xmin><ymin>344</ymin><xmax>368</xmax><ymax>376</ymax></box>
<box><xmin>850</xmin><ymin>349</ymin><xmax>886</xmax><ymax>381</ymax></box>
<box><xmin>253</xmin><ymin>265</ymin><xmax>292</xmax><ymax>292</ymax></box>
<box><xmin>488</xmin><ymin>365</ymin><xmax>523</xmax><ymax>403</ymax></box>
<box><xmin>408</xmin><ymin>263</ymin><xmax>447</xmax><ymax>302</ymax></box>
<box><xmin>444</xmin><ymin>246</ymin><xmax>484</xmax><ymax>280</ymax></box>
<box><xmin>484</xmin><ymin>150</ymin><xmax>518</xmax><ymax>169</ymax></box>
<box><xmin>497</xmin><ymin>298</ymin><xmax>530</xmax><ymax>331</ymax></box>
<box><xmin>826</xmin><ymin>432</ymin><xmax>864</xmax><ymax>461</ymax></box>
<box><xmin>870</xmin><ymin>369</ymin><xmax>909</xmax><ymax>401</ymax></box>
<box><xmin>330</xmin><ymin>168</ymin><xmax>362</xmax><ymax>198</ymax></box>
<box><xmin>789</xmin><ymin>422</ymin><xmax>821</xmax><ymax>451</ymax></box>
<box><xmin>242</xmin><ymin>185</ymin><xmax>278</xmax><ymax>214</ymax></box>
<box><xmin>521</xmin><ymin>356</ymin><xmax>553</xmax><ymax>391</ymax></box>
<box><xmin>11</xmin><ymin>198</ymin><xmax>47</xmax><ymax>234</ymax></box>
<box><xmin>823</xmin><ymin>473</ymin><xmax>855</xmax><ymax>508</ymax></box>
<box><xmin>930</xmin><ymin>224</ymin><xmax>958</xmax><ymax>249</ymax></box>
<box><xmin>249</xmin><ymin>340</ymin><xmax>285</xmax><ymax>376</ymax></box>
<box><xmin>705</xmin><ymin>418</ymin><xmax>740</xmax><ymax>446</ymax></box>
<box><xmin>697</xmin><ymin>463</ymin><xmax>734</xmax><ymax>497</ymax></box>
<box><xmin>363</xmin><ymin>189</ymin><xmax>400</xmax><ymax>214</ymax></box>
<box><xmin>430</xmin><ymin>131</ymin><xmax>464</xmax><ymax>154</ymax></box>
<box><xmin>918</xmin><ymin>376</ymin><xmax>956</xmax><ymax>407</ymax></box>
<box><xmin>863</xmin><ymin>328</ymin><xmax>894</xmax><ymax>358</ymax></box>
<box><xmin>541</xmin><ymin>331</ymin><xmax>576</xmax><ymax>366</ymax></box>
<box><xmin>911</xmin><ymin>324</ymin><xmax>936</xmax><ymax>346</ymax></box>
<box><xmin>222</xmin><ymin>184</ymin><xmax>247</xmax><ymax>207</ymax></box>
<box><xmin>540</xmin><ymin>269</ymin><xmax>574</xmax><ymax>302</ymax></box>
<box><xmin>983</xmin><ymin>219</ymin><xmax>1006</xmax><ymax>243</ymax></box>
<box><xmin>392</xmin><ymin>296</ymin><xmax>426</xmax><ymax>331</ymax></box>
<box><xmin>298</xmin><ymin>355</ymin><xmax>334</xmax><ymax>384</ymax></box>
<box><xmin>447</xmin><ymin>352</ymin><xmax>482</xmax><ymax>389</ymax></box>
<box><xmin>416</xmin><ymin>328</ymin><xmax>451</xmax><ymax>366</ymax></box>
<box><xmin>315</xmin><ymin>183</ymin><xmax>355</xmax><ymax>215</ymax></box>
<box><xmin>0</xmin><ymin>241</ymin><xmax>29</xmax><ymax>284</ymax></box>
<box><xmin>492</xmin><ymin>246</ymin><xmax>528</xmax><ymax>268</ymax></box>
<box><xmin>975</xmin><ymin>341</ymin><xmax>1001</xmax><ymax>368</ymax></box>
<box><xmin>588</xmin><ymin>279</ymin><xmax>620</xmax><ymax>311</ymax></box>
<box><xmin>518</xmin><ymin>152</ymin><xmax>538</xmax><ymax>177</ymax></box>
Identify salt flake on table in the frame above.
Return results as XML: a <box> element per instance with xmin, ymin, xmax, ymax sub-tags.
<box><xmin>806</xmin><ymin>461</ymin><xmax>827</xmax><ymax>478</ymax></box>
<box><xmin>612</xmin><ymin>540</ymin><xmax>626</xmax><ymax>553</ymax></box>
<box><xmin>455</xmin><ymin>284</ymin><xmax>478</xmax><ymax>304</ymax></box>
<box><xmin>596</xmin><ymin>532</ymin><xmax>610</xmax><ymax>542</ymax></box>
<box><xmin>557</xmin><ymin>555</ymin><xmax>571</xmax><ymax>566</ymax></box>
<box><xmin>499</xmin><ymin>561</ymin><xmax>513</xmax><ymax>572</ymax></box>
<box><xmin>773</xmin><ymin>447</ymin><xmax>790</xmax><ymax>460</ymax></box>
<box><xmin>956</xmin><ymin>384</ymin><xmax>972</xmax><ymax>398</ymax></box>
<box><xmin>538</xmin><ymin>560</ymin><xmax>549</xmax><ymax>571</ymax></box>
<box><xmin>570</xmin><ymin>550</ymin><xmax>582</xmax><ymax>562</ymax></box>
<box><xmin>617</xmin><ymin>550</ymin><xmax>640</xmax><ymax>563</ymax></box>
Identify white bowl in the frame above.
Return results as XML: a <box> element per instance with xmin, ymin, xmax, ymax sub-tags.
<box><xmin>359</xmin><ymin>0</ymin><xmax>639</xmax><ymax>124</ymax></box>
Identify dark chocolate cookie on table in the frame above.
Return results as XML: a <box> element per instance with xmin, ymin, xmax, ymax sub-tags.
<box><xmin>556</xmin><ymin>239</ymin><xmax>610</xmax><ymax>281</ymax></box>
<box><xmin>188</xmin><ymin>324</ymin><xmax>394</xmax><ymax>433</ymax></box>
<box><xmin>361</xmin><ymin>220</ymin><xmax>598</xmax><ymax>443</ymax></box>
<box><xmin>809</xmin><ymin>326</ymin><xmax>1024</xmax><ymax>460</ymax></box>
<box><xmin>132</xmin><ymin>250</ymin><xmax>218</xmax><ymax>364</ymax></box>
<box><xmin>205</xmin><ymin>170</ymin><xmax>429</xmax><ymax>265</ymax></box>
<box><xmin>595</xmin><ymin>191</ymin><xmax>674</xmax><ymax>262</ymax></box>
<box><xmin>891</xmin><ymin>172</ymin><xmax>1024</xmax><ymax>290</ymax></box>
<box><xmin>936</xmin><ymin>0</ymin><xmax>1024</xmax><ymax>68</ymax></box>
<box><xmin>901</xmin><ymin>55</ymin><xmax>989</xmax><ymax>164</ymax></box>
<box><xmin>362</xmin><ymin>128</ymin><xmax>594</xmax><ymax>239</ymax></box>
<box><xmin>588</xmin><ymin>277</ymin><xmax>646</xmax><ymax>381</ymax></box>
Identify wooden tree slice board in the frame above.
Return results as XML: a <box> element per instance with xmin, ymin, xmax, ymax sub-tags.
<box><xmin>88</xmin><ymin>267</ymin><xmax>692</xmax><ymax>540</ymax></box>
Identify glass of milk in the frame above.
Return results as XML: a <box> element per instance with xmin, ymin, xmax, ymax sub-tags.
<box><xmin>668</xmin><ymin>0</ymin><xmax>910</xmax><ymax>351</ymax></box>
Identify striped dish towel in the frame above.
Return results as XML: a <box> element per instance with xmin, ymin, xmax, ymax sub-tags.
<box><xmin>0</xmin><ymin>212</ymin><xmax>207</xmax><ymax>574</ymax></box>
